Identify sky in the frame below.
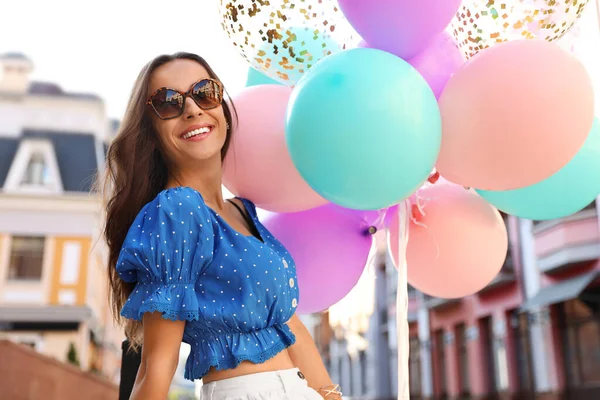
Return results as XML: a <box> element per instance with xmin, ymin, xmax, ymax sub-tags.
<box><xmin>2</xmin><ymin>0</ymin><xmax>599</xmax><ymax>120</ymax></box>
<box><xmin>1</xmin><ymin>0</ymin><xmax>250</xmax><ymax>119</ymax></box>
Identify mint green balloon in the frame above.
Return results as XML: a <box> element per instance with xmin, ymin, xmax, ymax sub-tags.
<box><xmin>246</xmin><ymin>67</ymin><xmax>281</xmax><ymax>87</ymax></box>
<box><xmin>285</xmin><ymin>48</ymin><xmax>442</xmax><ymax>210</ymax></box>
<box><xmin>477</xmin><ymin>118</ymin><xmax>600</xmax><ymax>220</ymax></box>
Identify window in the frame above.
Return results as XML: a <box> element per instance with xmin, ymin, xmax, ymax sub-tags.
<box><xmin>512</xmin><ymin>311</ymin><xmax>534</xmax><ymax>393</ymax></box>
<box><xmin>4</xmin><ymin>139</ymin><xmax>63</xmax><ymax>194</ymax></box>
<box><xmin>433</xmin><ymin>330</ymin><xmax>447</xmax><ymax>397</ymax></box>
<box><xmin>359</xmin><ymin>350</ymin><xmax>367</xmax><ymax>395</ymax></box>
<box><xmin>20</xmin><ymin>152</ymin><xmax>51</xmax><ymax>186</ymax></box>
<box><xmin>456</xmin><ymin>324</ymin><xmax>470</xmax><ymax>395</ymax></box>
<box><xmin>577</xmin><ymin>320</ymin><xmax>600</xmax><ymax>384</ymax></box>
<box><xmin>562</xmin><ymin>299</ymin><xmax>600</xmax><ymax>388</ymax></box>
<box><xmin>409</xmin><ymin>336</ymin><xmax>422</xmax><ymax>397</ymax></box>
<box><xmin>7</xmin><ymin>236</ymin><xmax>45</xmax><ymax>281</ymax></box>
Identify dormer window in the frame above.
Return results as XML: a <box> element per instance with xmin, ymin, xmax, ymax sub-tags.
<box><xmin>2</xmin><ymin>138</ymin><xmax>63</xmax><ymax>194</ymax></box>
<box><xmin>21</xmin><ymin>152</ymin><xmax>51</xmax><ymax>186</ymax></box>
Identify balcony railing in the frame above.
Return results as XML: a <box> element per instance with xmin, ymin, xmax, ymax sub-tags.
<box><xmin>532</xmin><ymin>201</ymin><xmax>600</xmax><ymax>274</ymax></box>
<box><xmin>533</xmin><ymin>200</ymin><xmax>596</xmax><ymax>227</ymax></box>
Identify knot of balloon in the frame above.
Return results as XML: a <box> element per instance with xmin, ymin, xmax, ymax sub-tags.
<box><xmin>427</xmin><ymin>171</ymin><xmax>440</xmax><ymax>184</ymax></box>
<box><xmin>411</xmin><ymin>203</ymin><xmax>424</xmax><ymax>223</ymax></box>
<box><xmin>367</xmin><ymin>226</ymin><xmax>378</xmax><ymax>235</ymax></box>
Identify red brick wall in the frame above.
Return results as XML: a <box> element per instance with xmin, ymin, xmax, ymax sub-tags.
<box><xmin>0</xmin><ymin>339</ymin><xmax>118</xmax><ymax>400</ymax></box>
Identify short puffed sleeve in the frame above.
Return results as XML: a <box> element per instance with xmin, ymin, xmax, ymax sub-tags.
<box><xmin>116</xmin><ymin>187</ymin><xmax>214</xmax><ymax>321</ymax></box>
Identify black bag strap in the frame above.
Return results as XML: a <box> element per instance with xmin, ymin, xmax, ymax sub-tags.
<box><xmin>119</xmin><ymin>340</ymin><xmax>141</xmax><ymax>400</ymax></box>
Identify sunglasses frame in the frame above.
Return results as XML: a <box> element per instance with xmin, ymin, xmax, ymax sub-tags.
<box><xmin>145</xmin><ymin>78</ymin><xmax>224</xmax><ymax>120</ymax></box>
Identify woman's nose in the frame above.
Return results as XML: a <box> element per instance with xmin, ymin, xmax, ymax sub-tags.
<box><xmin>183</xmin><ymin>95</ymin><xmax>202</xmax><ymax>119</ymax></box>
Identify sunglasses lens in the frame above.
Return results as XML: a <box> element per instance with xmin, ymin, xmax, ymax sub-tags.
<box><xmin>151</xmin><ymin>89</ymin><xmax>184</xmax><ymax>119</ymax></box>
<box><xmin>192</xmin><ymin>80</ymin><xmax>222</xmax><ymax>109</ymax></box>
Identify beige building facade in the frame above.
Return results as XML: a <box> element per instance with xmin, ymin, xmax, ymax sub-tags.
<box><xmin>0</xmin><ymin>52</ymin><xmax>124</xmax><ymax>383</ymax></box>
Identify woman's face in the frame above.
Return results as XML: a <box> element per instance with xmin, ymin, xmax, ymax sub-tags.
<box><xmin>147</xmin><ymin>59</ymin><xmax>228</xmax><ymax>171</ymax></box>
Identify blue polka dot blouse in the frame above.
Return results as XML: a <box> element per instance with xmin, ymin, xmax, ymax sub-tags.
<box><xmin>116</xmin><ymin>187</ymin><xmax>299</xmax><ymax>381</ymax></box>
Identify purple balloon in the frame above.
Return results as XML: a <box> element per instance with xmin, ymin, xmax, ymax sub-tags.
<box><xmin>263</xmin><ymin>204</ymin><xmax>373</xmax><ymax>314</ymax></box>
<box><xmin>384</xmin><ymin>204</ymin><xmax>399</xmax><ymax>228</ymax></box>
<box><xmin>339</xmin><ymin>0</ymin><xmax>462</xmax><ymax>60</ymax></box>
<box><xmin>360</xmin><ymin>32</ymin><xmax>464</xmax><ymax>99</ymax></box>
<box><xmin>408</xmin><ymin>32</ymin><xmax>465</xmax><ymax>99</ymax></box>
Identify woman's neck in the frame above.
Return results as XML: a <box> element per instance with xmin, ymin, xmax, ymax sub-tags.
<box><xmin>167</xmin><ymin>158</ymin><xmax>226</xmax><ymax>211</ymax></box>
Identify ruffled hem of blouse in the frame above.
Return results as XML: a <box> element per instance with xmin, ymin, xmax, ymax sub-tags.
<box><xmin>120</xmin><ymin>282</ymin><xmax>200</xmax><ymax>322</ymax></box>
<box><xmin>184</xmin><ymin>325</ymin><xmax>297</xmax><ymax>381</ymax></box>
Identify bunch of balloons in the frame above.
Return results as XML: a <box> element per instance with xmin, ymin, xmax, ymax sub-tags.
<box><xmin>218</xmin><ymin>0</ymin><xmax>597</xmax><ymax>309</ymax></box>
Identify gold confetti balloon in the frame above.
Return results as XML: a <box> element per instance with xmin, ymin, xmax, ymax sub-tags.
<box><xmin>450</xmin><ymin>0</ymin><xmax>590</xmax><ymax>59</ymax></box>
<box><xmin>218</xmin><ymin>0</ymin><xmax>360</xmax><ymax>86</ymax></box>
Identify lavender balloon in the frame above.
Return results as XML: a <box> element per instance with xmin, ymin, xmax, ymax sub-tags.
<box><xmin>263</xmin><ymin>204</ymin><xmax>373</xmax><ymax>314</ymax></box>
<box><xmin>407</xmin><ymin>32</ymin><xmax>465</xmax><ymax>99</ymax></box>
<box><xmin>339</xmin><ymin>0</ymin><xmax>462</xmax><ymax>60</ymax></box>
<box><xmin>360</xmin><ymin>32</ymin><xmax>464</xmax><ymax>99</ymax></box>
<box><xmin>332</xmin><ymin>204</ymin><xmax>399</xmax><ymax>233</ymax></box>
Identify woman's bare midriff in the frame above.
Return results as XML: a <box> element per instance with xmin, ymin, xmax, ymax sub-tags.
<box><xmin>202</xmin><ymin>349</ymin><xmax>295</xmax><ymax>384</ymax></box>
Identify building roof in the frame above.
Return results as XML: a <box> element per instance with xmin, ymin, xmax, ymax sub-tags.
<box><xmin>28</xmin><ymin>81</ymin><xmax>101</xmax><ymax>101</ymax></box>
<box><xmin>0</xmin><ymin>138</ymin><xmax>19</xmax><ymax>187</ymax></box>
<box><xmin>0</xmin><ymin>52</ymin><xmax>31</xmax><ymax>61</ymax></box>
<box><xmin>0</xmin><ymin>129</ymin><xmax>104</xmax><ymax>193</ymax></box>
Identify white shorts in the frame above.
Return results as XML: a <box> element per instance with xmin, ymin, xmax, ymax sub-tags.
<box><xmin>199</xmin><ymin>368</ymin><xmax>323</xmax><ymax>400</ymax></box>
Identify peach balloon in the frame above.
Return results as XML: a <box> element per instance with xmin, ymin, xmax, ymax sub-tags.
<box><xmin>437</xmin><ymin>39</ymin><xmax>594</xmax><ymax>191</ymax></box>
<box><xmin>389</xmin><ymin>184</ymin><xmax>508</xmax><ymax>298</ymax></box>
<box><xmin>223</xmin><ymin>85</ymin><xmax>327</xmax><ymax>212</ymax></box>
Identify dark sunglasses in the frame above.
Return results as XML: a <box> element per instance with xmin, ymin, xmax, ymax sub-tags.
<box><xmin>146</xmin><ymin>78</ymin><xmax>224</xmax><ymax>120</ymax></box>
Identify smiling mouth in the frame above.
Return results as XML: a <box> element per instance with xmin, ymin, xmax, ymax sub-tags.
<box><xmin>181</xmin><ymin>126</ymin><xmax>214</xmax><ymax>140</ymax></box>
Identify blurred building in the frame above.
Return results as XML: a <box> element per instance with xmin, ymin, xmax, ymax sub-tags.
<box><xmin>0</xmin><ymin>53</ymin><xmax>123</xmax><ymax>382</ymax></box>
<box><xmin>315</xmin><ymin>203</ymin><xmax>600</xmax><ymax>400</ymax></box>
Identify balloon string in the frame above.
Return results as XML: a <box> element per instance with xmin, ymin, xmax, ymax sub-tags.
<box><xmin>596</xmin><ymin>0</ymin><xmax>600</xmax><ymax>32</ymax></box>
<box><xmin>396</xmin><ymin>199</ymin><xmax>411</xmax><ymax>400</ymax></box>
<box><xmin>374</xmin><ymin>207</ymin><xmax>389</xmax><ymax>229</ymax></box>
<box><xmin>364</xmin><ymin>237</ymin><xmax>379</xmax><ymax>277</ymax></box>
<box><xmin>410</xmin><ymin>192</ymin><xmax>441</xmax><ymax>261</ymax></box>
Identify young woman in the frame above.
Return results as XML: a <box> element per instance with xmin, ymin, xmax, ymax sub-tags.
<box><xmin>102</xmin><ymin>52</ymin><xmax>342</xmax><ymax>400</ymax></box>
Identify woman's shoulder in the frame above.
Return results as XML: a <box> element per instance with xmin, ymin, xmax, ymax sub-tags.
<box><xmin>125</xmin><ymin>187</ymin><xmax>214</xmax><ymax>238</ymax></box>
<box><xmin>153</xmin><ymin>186</ymin><xmax>206</xmax><ymax>205</ymax></box>
<box><xmin>138</xmin><ymin>186</ymin><xmax>211</xmax><ymax>216</ymax></box>
<box><xmin>117</xmin><ymin>187</ymin><xmax>215</xmax><ymax>278</ymax></box>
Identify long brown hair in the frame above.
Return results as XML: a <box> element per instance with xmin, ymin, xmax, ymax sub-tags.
<box><xmin>101</xmin><ymin>52</ymin><xmax>237</xmax><ymax>349</ymax></box>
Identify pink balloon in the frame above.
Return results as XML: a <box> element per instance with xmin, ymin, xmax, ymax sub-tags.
<box><xmin>263</xmin><ymin>204</ymin><xmax>373</xmax><ymax>314</ymax></box>
<box><xmin>437</xmin><ymin>39</ymin><xmax>594</xmax><ymax>191</ymax></box>
<box><xmin>389</xmin><ymin>184</ymin><xmax>507</xmax><ymax>298</ymax></box>
<box><xmin>223</xmin><ymin>85</ymin><xmax>327</xmax><ymax>212</ymax></box>
<box><xmin>408</xmin><ymin>32</ymin><xmax>465</xmax><ymax>99</ymax></box>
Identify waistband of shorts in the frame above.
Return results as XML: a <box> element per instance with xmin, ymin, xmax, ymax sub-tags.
<box><xmin>201</xmin><ymin>368</ymin><xmax>308</xmax><ymax>395</ymax></box>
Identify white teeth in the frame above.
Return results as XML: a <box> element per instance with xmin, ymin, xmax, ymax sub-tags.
<box><xmin>182</xmin><ymin>126</ymin><xmax>211</xmax><ymax>139</ymax></box>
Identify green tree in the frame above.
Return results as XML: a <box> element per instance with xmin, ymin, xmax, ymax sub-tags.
<box><xmin>66</xmin><ymin>342</ymin><xmax>80</xmax><ymax>367</ymax></box>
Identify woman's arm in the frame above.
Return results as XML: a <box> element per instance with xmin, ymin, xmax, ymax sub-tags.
<box><xmin>286</xmin><ymin>314</ymin><xmax>339</xmax><ymax>398</ymax></box>
<box><xmin>129</xmin><ymin>312</ymin><xmax>185</xmax><ymax>400</ymax></box>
